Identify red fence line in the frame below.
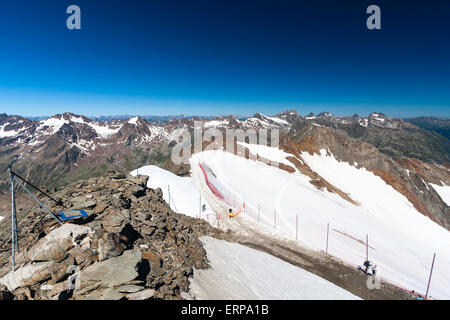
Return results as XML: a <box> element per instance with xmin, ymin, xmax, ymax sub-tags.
<box><xmin>198</xmin><ymin>163</ymin><xmax>225</xmax><ymax>200</ymax></box>
<box><xmin>197</xmin><ymin>161</ymin><xmax>439</xmax><ymax>299</ymax></box>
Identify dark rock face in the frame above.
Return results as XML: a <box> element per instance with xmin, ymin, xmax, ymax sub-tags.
<box><xmin>0</xmin><ymin>170</ymin><xmax>223</xmax><ymax>300</ymax></box>
<box><xmin>293</xmin><ymin>113</ymin><xmax>450</xmax><ymax>164</ymax></box>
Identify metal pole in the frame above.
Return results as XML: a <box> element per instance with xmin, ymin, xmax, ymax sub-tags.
<box><xmin>10</xmin><ymin>169</ymin><xmax>19</xmax><ymax>250</ymax></box>
<box><xmin>216</xmin><ymin>212</ymin><xmax>220</xmax><ymax>228</ymax></box>
<box><xmin>9</xmin><ymin>168</ymin><xmax>16</xmax><ymax>271</ymax></box>
<box><xmin>296</xmin><ymin>214</ymin><xmax>298</xmax><ymax>240</ymax></box>
<box><xmin>425</xmin><ymin>253</ymin><xmax>436</xmax><ymax>299</ymax></box>
<box><xmin>366</xmin><ymin>234</ymin><xmax>369</xmax><ymax>262</ymax></box>
<box><xmin>326</xmin><ymin>223</ymin><xmax>330</xmax><ymax>254</ymax></box>
<box><xmin>14</xmin><ymin>212</ymin><xmax>18</xmax><ymax>252</ymax></box>
<box><xmin>134</xmin><ymin>145</ymin><xmax>139</xmax><ymax>175</ymax></box>
<box><xmin>199</xmin><ymin>195</ymin><xmax>201</xmax><ymax>219</ymax></box>
<box><xmin>14</xmin><ymin>177</ymin><xmax>62</xmax><ymax>225</ymax></box>
<box><xmin>10</xmin><ymin>169</ymin><xmax>65</xmax><ymax>207</ymax></box>
<box><xmin>168</xmin><ymin>185</ymin><xmax>171</xmax><ymax>208</ymax></box>
<box><xmin>12</xmin><ymin>180</ymin><xmax>19</xmax><ymax>251</ymax></box>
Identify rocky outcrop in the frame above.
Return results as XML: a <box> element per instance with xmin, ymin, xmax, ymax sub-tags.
<box><xmin>14</xmin><ymin>224</ymin><xmax>93</xmax><ymax>265</ymax></box>
<box><xmin>294</xmin><ymin>112</ymin><xmax>450</xmax><ymax>164</ymax></box>
<box><xmin>0</xmin><ymin>170</ymin><xmax>223</xmax><ymax>300</ymax></box>
<box><xmin>75</xmin><ymin>249</ymin><xmax>142</xmax><ymax>290</ymax></box>
<box><xmin>395</xmin><ymin>158</ymin><xmax>450</xmax><ymax>185</ymax></box>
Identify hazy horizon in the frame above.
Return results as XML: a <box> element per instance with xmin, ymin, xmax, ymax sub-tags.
<box><xmin>4</xmin><ymin>109</ymin><xmax>449</xmax><ymax>120</ymax></box>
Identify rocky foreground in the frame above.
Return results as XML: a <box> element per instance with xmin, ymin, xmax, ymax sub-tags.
<box><xmin>0</xmin><ymin>170</ymin><xmax>224</xmax><ymax>300</ymax></box>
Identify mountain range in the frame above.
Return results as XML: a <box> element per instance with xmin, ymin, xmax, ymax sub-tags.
<box><xmin>0</xmin><ymin>110</ymin><xmax>449</xmax><ymax>229</ymax></box>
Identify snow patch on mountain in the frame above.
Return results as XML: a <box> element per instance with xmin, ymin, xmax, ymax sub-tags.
<box><xmin>264</xmin><ymin>116</ymin><xmax>289</xmax><ymax>125</ymax></box>
<box><xmin>37</xmin><ymin>117</ymin><xmax>69</xmax><ymax>135</ymax></box>
<box><xmin>183</xmin><ymin>236</ymin><xmax>360</xmax><ymax>300</ymax></box>
<box><xmin>204</xmin><ymin>120</ymin><xmax>229</xmax><ymax>128</ymax></box>
<box><xmin>68</xmin><ymin>114</ymin><xmax>123</xmax><ymax>138</ymax></box>
<box><xmin>237</xmin><ymin>141</ymin><xmax>296</xmax><ymax>168</ymax></box>
<box><xmin>128</xmin><ymin>116</ymin><xmax>139</xmax><ymax>125</ymax></box>
<box><xmin>430</xmin><ymin>183</ymin><xmax>450</xmax><ymax>206</ymax></box>
<box><xmin>37</xmin><ymin>114</ymin><xmax>122</xmax><ymax>138</ymax></box>
<box><xmin>91</xmin><ymin>123</ymin><xmax>122</xmax><ymax>138</ymax></box>
<box><xmin>0</xmin><ymin>124</ymin><xmax>20</xmax><ymax>138</ymax></box>
<box><xmin>243</xmin><ymin>113</ymin><xmax>290</xmax><ymax>128</ymax></box>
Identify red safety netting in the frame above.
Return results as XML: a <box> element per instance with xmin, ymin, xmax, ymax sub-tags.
<box><xmin>199</xmin><ymin>163</ymin><xmax>225</xmax><ymax>200</ymax></box>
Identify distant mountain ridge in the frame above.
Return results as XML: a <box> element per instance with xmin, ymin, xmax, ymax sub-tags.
<box><xmin>404</xmin><ymin>116</ymin><xmax>450</xmax><ymax>140</ymax></box>
<box><xmin>23</xmin><ymin>114</ymin><xmax>235</xmax><ymax>124</ymax></box>
<box><xmin>0</xmin><ymin>111</ymin><xmax>295</xmax><ymax>194</ymax></box>
<box><xmin>295</xmin><ymin>112</ymin><xmax>450</xmax><ymax>164</ymax></box>
<box><xmin>1</xmin><ymin>110</ymin><xmax>449</xmax><ymax>229</ymax></box>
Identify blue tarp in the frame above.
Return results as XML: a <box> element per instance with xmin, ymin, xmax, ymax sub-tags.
<box><xmin>59</xmin><ymin>209</ymin><xmax>89</xmax><ymax>221</ymax></box>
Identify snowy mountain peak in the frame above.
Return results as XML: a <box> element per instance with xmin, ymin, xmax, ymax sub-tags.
<box><xmin>317</xmin><ymin>111</ymin><xmax>334</xmax><ymax>118</ymax></box>
<box><xmin>368</xmin><ymin>112</ymin><xmax>388</xmax><ymax>119</ymax></box>
<box><xmin>128</xmin><ymin>116</ymin><xmax>142</xmax><ymax>125</ymax></box>
<box><xmin>245</xmin><ymin>112</ymin><xmax>291</xmax><ymax>128</ymax></box>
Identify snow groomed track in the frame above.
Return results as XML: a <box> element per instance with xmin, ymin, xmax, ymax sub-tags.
<box><xmin>189</xmin><ymin>148</ymin><xmax>450</xmax><ymax>299</ymax></box>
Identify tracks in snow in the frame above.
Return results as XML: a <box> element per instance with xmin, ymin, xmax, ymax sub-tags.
<box><xmin>189</xmin><ymin>158</ymin><xmax>417</xmax><ymax>300</ymax></box>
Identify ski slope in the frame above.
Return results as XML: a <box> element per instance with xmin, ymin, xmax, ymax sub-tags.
<box><xmin>189</xmin><ymin>148</ymin><xmax>450</xmax><ymax>300</ymax></box>
<box><xmin>182</xmin><ymin>236</ymin><xmax>360</xmax><ymax>300</ymax></box>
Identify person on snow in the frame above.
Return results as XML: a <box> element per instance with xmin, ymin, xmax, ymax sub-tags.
<box><xmin>229</xmin><ymin>205</ymin><xmax>244</xmax><ymax>218</ymax></box>
<box><xmin>363</xmin><ymin>260</ymin><xmax>372</xmax><ymax>274</ymax></box>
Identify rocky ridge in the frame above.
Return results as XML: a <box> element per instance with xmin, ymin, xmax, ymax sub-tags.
<box><xmin>299</xmin><ymin>112</ymin><xmax>450</xmax><ymax>164</ymax></box>
<box><xmin>0</xmin><ymin>170</ymin><xmax>224</xmax><ymax>300</ymax></box>
<box><xmin>1</xmin><ymin>110</ymin><xmax>448</xmax><ymax>196</ymax></box>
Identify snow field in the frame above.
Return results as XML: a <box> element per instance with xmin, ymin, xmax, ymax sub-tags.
<box><xmin>189</xmin><ymin>148</ymin><xmax>450</xmax><ymax>299</ymax></box>
<box><xmin>182</xmin><ymin>236</ymin><xmax>360</xmax><ymax>300</ymax></box>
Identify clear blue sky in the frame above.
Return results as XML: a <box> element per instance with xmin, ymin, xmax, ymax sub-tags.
<box><xmin>0</xmin><ymin>0</ymin><xmax>449</xmax><ymax>117</ymax></box>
